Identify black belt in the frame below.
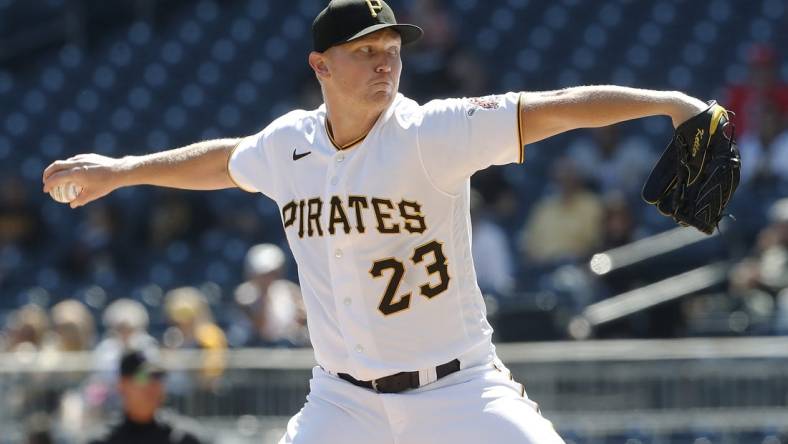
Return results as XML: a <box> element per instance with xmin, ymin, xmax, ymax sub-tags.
<box><xmin>338</xmin><ymin>359</ymin><xmax>460</xmax><ymax>394</ymax></box>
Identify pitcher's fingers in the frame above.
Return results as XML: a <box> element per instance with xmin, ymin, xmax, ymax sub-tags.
<box><xmin>42</xmin><ymin>169</ymin><xmax>69</xmax><ymax>192</ymax></box>
<box><xmin>43</xmin><ymin>167</ymin><xmax>85</xmax><ymax>193</ymax></box>
<box><xmin>43</xmin><ymin>160</ymin><xmax>70</xmax><ymax>182</ymax></box>
<box><xmin>69</xmin><ymin>187</ymin><xmax>99</xmax><ymax>209</ymax></box>
<box><xmin>69</xmin><ymin>193</ymin><xmax>86</xmax><ymax>209</ymax></box>
<box><xmin>42</xmin><ymin>159</ymin><xmax>86</xmax><ymax>182</ymax></box>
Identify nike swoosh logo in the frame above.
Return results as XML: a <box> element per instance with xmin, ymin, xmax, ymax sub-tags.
<box><xmin>292</xmin><ymin>149</ymin><xmax>312</xmax><ymax>161</ymax></box>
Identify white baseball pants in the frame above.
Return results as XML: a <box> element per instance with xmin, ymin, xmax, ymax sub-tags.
<box><xmin>278</xmin><ymin>358</ymin><xmax>566</xmax><ymax>444</ymax></box>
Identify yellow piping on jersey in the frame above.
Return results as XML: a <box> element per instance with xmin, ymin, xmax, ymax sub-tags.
<box><xmin>516</xmin><ymin>92</ymin><xmax>526</xmax><ymax>164</ymax></box>
<box><xmin>326</xmin><ymin>119</ymin><xmax>368</xmax><ymax>151</ymax></box>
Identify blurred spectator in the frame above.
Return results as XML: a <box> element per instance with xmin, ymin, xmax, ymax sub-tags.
<box><xmin>87</xmin><ymin>349</ymin><xmax>203</xmax><ymax>444</ymax></box>
<box><xmin>519</xmin><ymin>157</ymin><xmax>604</xmax><ymax>264</ymax></box>
<box><xmin>754</xmin><ymin>200</ymin><xmax>788</xmax><ymax>291</ymax></box>
<box><xmin>59</xmin><ymin>299</ymin><xmax>155</xmax><ymax>440</ymax></box>
<box><xmin>470</xmin><ymin>190</ymin><xmax>515</xmax><ymax>295</ymax></box>
<box><xmin>470</xmin><ymin>168</ymin><xmax>519</xmax><ymax>229</ymax></box>
<box><xmin>91</xmin><ymin>299</ymin><xmax>158</xmax><ymax>408</ymax></box>
<box><xmin>228</xmin><ymin>244</ymin><xmax>308</xmax><ymax>347</ymax></box>
<box><xmin>1</xmin><ymin>305</ymin><xmax>52</xmax><ymax>421</ymax></box>
<box><xmin>48</xmin><ymin>300</ymin><xmax>98</xmax><ymax>431</ymax></box>
<box><xmin>738</xmin><ymin>100</ymin><xmax>788</xmax><ymax>189</ymax></box>
<box><xmin>729</xmin><ymin>198</ymin><xmax>788</xmax><ymax>333</ymax></box>
<box><xmin>726</xmin><ymin>44</ymin><xmax>788</xmax><ymax>135</ymax></box>
<box><xmin>163</xmin><ymin>287</ymin><xmax>225</xmax><ymax>350</ymax></box>
<box><xmin>3</xmin><ymin>304</ymin><xmax>92</xmax><ymax>429</ymax></box>
<box><xmin>3</xmin><ymin>304</ymin><xmax>50</xmax><ymax>352</ymax></box>
<box><xmin>568</xmin><ymin>126</ymin><xmax>656</xmax><ymax>197</ymax></box>
<box><xmin>162</xmin><ymin>287</ymin><xmax>226</xmax><ymax>384</ymax></box>
<box><xmin>49</xmin><ymin>299</ymin><xmax>95</xmax><ymax>352</ymax></box>
<box><xmin>97</xmin><ymin>298</ymin><xmax>157</xmax><ymax>360</ymax></box>
<box><xmin>600</xmin><ymin>191</ymin><xmax>643</xmax><ymax>250</ymax></box>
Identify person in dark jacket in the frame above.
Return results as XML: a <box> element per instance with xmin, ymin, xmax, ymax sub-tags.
<box><xmin>87</xmin><ymin>349</ymin><xmax>203</xmax><ymax>444</ymax></box>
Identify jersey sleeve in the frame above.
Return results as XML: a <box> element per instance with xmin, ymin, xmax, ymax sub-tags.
<box><xmin>227</xmin><ymin>127</ymin><xmax>279</xmax><ymax>199</ymax></box>
<box><xmin>417</xmin><ymin>92</ymin><xmax>525</xmax><ymax>193</ymax></box>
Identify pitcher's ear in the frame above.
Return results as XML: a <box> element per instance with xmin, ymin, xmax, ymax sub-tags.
<box><xmin>309</xmin><ymin>52</ymin><xmax>329</xmax><ymax>78</ymax></box>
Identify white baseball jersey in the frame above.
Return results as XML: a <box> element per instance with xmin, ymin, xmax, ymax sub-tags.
<box><xmin>229</xmin><ymin>92</ymin><xmax>525</xmax><ymax>381</ymax></box>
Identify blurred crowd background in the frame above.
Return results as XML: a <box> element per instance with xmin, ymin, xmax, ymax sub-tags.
<box><xmin>1</xmin><ymin>0</ymin><xmax>788</xmax><ymax>443</ymax></box>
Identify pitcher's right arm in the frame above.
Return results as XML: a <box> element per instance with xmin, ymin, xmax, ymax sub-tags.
<box><xmin>42</xmin><ymin>138</ymin><xmax>243</xmax><ymax>208</ymax></box>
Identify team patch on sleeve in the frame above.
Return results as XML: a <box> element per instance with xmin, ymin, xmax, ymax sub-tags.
<box><xmin>466</xmin><ymin>95</ymin><xmax>504</xmax><ymax>117</ymax></box>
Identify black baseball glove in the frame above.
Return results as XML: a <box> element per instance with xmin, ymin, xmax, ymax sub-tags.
<box><xmin>642</xmin><ymin>101</ymin><xmax>741</xmax><ymax>234</ymax></box>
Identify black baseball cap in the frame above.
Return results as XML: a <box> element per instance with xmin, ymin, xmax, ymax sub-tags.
<box><xmin>312</xmin><ymin>0</ymin><xmax>423</xmax><ymax>52</ymax></box>
<box><xmin>120</xmin><ymin>349</ymin><xmax>165</xmax><ymax>380</ymax></box>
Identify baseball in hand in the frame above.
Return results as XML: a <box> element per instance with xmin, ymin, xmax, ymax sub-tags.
<box><xmin>50</xmin><ymin>182</ymin><xmax>83</xmax><ymax>204</ymax></box>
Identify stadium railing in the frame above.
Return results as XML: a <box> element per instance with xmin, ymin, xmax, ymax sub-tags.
<box><xmin>2</xmin><ymin>337</ymin><xmax>788</xmax><ymax>443</ymax></box>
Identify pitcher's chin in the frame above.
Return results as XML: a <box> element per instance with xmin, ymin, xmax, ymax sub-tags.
<box><xmin>367</xmin><ymin>89</ymin><xmax>396</xmax><ymax>107</ymax></box>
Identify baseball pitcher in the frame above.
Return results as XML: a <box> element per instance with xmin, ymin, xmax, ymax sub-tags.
<box><xmin>43</xmin><ymin>1</ymin><xmax>739</xmax><ymax>442</ymax></box>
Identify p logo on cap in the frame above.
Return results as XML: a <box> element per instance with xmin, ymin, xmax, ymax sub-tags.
<box><xmin>365</xmin><ymin>0</ymin><xmax>383</xmax><ymax>17</ymax></box>
<box><xmin>312</xmin><ymin>0</ymin><xmax>423</xmax><ymax>53</ymax></box>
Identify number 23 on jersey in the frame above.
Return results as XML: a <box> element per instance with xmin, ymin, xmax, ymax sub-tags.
<box><xmin>369</xmin><ymin>239</ymin><xmax>450</xmax><ymax>316</ymax></box>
